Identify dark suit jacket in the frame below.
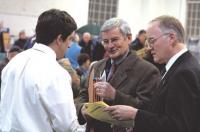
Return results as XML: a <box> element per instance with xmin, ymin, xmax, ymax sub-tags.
<box><xmin>75</xmin><ymin>51</ymin><xmax>161</xmax><ymax>132</ymax></box>
<box><xmin>134</xmin><ymin>51</ymin><xmax>200</xmax><ymax>132</ymax></box>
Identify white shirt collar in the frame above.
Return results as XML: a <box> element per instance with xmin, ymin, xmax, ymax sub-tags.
<box><xmin>32</xmin><ymin>43</ymin><xmax>56</xmax><ymax>60</ymax></box>
<box><xmin>165</xmin><ymin>48</ymin><xmax>188</xmax><ymax>72</ymax></box>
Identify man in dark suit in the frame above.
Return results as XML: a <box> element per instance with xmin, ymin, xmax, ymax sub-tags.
<box><xmin>75</xmin><ymin>18</ymin><xmax>161</xmax><ymax>132</ymax></box>
<box><xmin>104</xmin><ymin>15</ymin><xmax>200</xmax><ymax>132</ymax></box>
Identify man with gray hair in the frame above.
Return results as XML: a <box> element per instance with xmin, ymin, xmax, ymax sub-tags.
<box><xmin>76</xmin><ymin>18</ymin><xmax>161</xmax><ymax>132</ymax></box>
<box><xmin>104</xmin><ymin>15</ymin><xmax>200</xmax><ymax>132</ymax></box>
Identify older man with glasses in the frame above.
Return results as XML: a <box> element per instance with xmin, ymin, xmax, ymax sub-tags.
<box><xmin>75</xmin><ymin>18</ymin><xmax>161</xmax><ymax>132</ymax></box>
<box><xmin>104</xmin><ymin>15</ymin><xmax>200</xmax><ymax>132</ymax></box>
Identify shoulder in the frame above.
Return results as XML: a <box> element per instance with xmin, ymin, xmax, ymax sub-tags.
<box><xmin>123</xmin><ymin>52</ymin><xmax>160</xmax><ymax>75</ymax></box>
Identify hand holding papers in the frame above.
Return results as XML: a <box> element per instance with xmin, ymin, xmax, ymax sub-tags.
<box><xmin>85</xmin><ymin>101</ymin><xmax>133</xmax><ymax>127</ymax></box>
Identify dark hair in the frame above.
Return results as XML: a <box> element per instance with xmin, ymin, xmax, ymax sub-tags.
<box><xmin>138</xmin><ymin>29</ymin><xmax>146</xmax><ymax>35</ymax></box>
<box><xmin>77</xmin><ymin>53</ymin><xmax>90</xmax><ymax>66</ymax></box>
<box><xmin>9</xmin><ymin>45</ymin><xmax>23</xmax><ymax>53</ymax></box>
<box><xmin>36</xmin><ymin>9</ymin><xmax>77</xmax><ymax>45</ymax></box>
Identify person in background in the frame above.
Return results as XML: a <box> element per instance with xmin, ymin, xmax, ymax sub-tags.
<box><xmin>104</xmin><ymin>15</ymin><xmax>200</xmax><ymax>132</ymax></box>
<box><xmin>92</xmin><ymin>36</ymin><xmax>106</xmax><ymax>61</ymax></box>
<box><xmin>76</xmin><ymin>53</ymin><xmax>91</xmax><ymax>78</ymax></box>
<box><xmin>58</xmin><ymin>58</ymin><xmax>80</xmax><ymax>99</ymax></box>
<box><xmin>0</xmin><ymin>9</ymin><xmax>85</xmax><ymax>132</ymax></box>
<box><xmin>23</xmin><ymin>34</ymin><xmax>36</xmax><ymax>50</ymax></box>
<box><xmin>14</xmin><ymin>30</ymin><xmax>27</xmax><ymax>49</ymax></box>
<box><xmin>64</xmin><ymin>33</ymin><xmax>81</xmax><ymax>69</ymax></box>
<box><xmin>76</xmin><ymin>18</ymin><xmax>161</xmax><ymax>132</ymax></box>
<box><xmin>130</xmin><ymin>29</ymin><xmax>146</xmax><ymax>51</ymax></box>
<box><xmin>76</xmin><ymin>53</ymin><xmax>91</xmax><ymax>88</ymax></box>
<box><xmin>79</xmin><ymin>32</ymin><xmax>94</xmax><ymax>60</ymax></box>
<box><xmin>0</xmin><ymin>45</ymin><xmax>22</xmax><ymax>92</ymax></box>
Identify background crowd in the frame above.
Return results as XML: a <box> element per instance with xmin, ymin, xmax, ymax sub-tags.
<box><xmin>0</xmin><ymin>8</ymin><xmax>200</xmax><ymax>132</ymax></box>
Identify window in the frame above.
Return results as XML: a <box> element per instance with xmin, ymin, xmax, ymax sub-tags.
<box><xmin>186</xmin><ymin>0</ymin><xmax>200</xmax><ymax>62</ymax></box>
<box><xmin>186</xmin><ymin>0</ymin><xmax>200</xmax><ymax>39</ymax></box>
<box><xmin>88</xmin><ymin>0</ymin><xmax>118</xmax><ymax>26</ymax></box>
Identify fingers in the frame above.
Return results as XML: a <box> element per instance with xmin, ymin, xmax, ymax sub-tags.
<box><xmin>104</xmin><ymin>106</ymin><xmax>120</xmax><ymax>119</ymax></box>
<box><xmin>94</xmin><ymin>82</ymin><xmax>107</xmax><ymax>90</ymax></box>
<box><xmin>95</xmin><ymin>82</ymin><xmax>107</xmax><ymax>96</ymax></box>
<box><xmin>103</xmin><ymin>106</ymin><xmax>117</xmax><ymax>111</ymax></box>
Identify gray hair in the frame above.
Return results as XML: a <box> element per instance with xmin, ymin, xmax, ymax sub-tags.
<box><xmin>151</xmin><ymin>15</ymin><xmax>185</xmax><ymax>43</ymax></box>
<box><xmin>100</xmin><ymin>18</ymin><xmax>131</xmax><ymax>36</ymax></box>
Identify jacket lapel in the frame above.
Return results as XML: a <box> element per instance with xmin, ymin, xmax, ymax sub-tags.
<box><xmin>162</xmin><ymin>51</ymin><xmax>190</xmax><ymax>83</ymax></box>
<box><xmin>109</xmin><ymin>51</ymin><xmax>137</xmax><ymax>89</ymax></box>
<box><xmin>155</xmin><ymin>51</ymin><xmax>191</xmax><ymax>96</ymax></box>
<box><xmin>94</xmin><ymin>58</ymin><xmax>108</xmax><ymax>78</ymax></box>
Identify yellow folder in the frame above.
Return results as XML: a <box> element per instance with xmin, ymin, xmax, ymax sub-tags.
<box><xmin>85</xmin><ymin>101</ymin><xmax>133</xmax><ymax>127</ymax></box>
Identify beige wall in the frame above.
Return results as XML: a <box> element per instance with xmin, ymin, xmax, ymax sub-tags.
<box><xmin>0</xmin><ymin>0</ymin><xmax>89</xmax><ymax>36</ymax></box>
<box><xmin>117</xmin><ymin>0</ymin><xmax>186</xmax><ymax>38</ymax></box>
<box><xmin>0</xmin><ymin>0</ymin><xmax>186</xmax><ymax>38</ymax></box>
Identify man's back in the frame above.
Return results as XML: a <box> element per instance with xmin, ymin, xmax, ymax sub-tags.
<box><xmin>0</xmin><ymin>44</ymin><xmax>78</xmax><ymax>132</ymax></box>
<box><xmin>134</xmin><ymin>51</ymin><xmax>200</xmax><ymax>132</ymax></box>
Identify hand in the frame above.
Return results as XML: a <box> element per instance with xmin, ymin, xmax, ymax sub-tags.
<box><xmin>81</xmin><ymin>103</ymin><xmax>93</xmax><ymax>122</ymax></box>
<box><xmin>103</xmin><ymin>105</ymin><xmax>138</xmax><ymax>120</ymax></box>
<box><xmin>81</xmin><ymin>104</ymin><xmax>88</xmax><ymax>120</ymax></box>
<box><xmin>94</xmin><ymin>81</ymin><xmax>116</xmax><ymax>100</ymax></box>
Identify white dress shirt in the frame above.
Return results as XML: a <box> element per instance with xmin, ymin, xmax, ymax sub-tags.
<box><xmin>162</xmin><ymin>48</ymin><xmax>188</xmax><ymax>78</ymax></box>
<box><xmin>0</xmin><ymin>43</ymin><xmax>84</xmax><ymax>132</ymax></box>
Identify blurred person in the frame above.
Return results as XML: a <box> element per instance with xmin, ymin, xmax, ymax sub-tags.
<box><xmin>104</xmin><ymin>15</ymin><xmax>200</xmax><ymax>132</ymax></box>
<box><xmin>76</xmin><ymin>53</ymin><xmax>91</xmax><ymax>88</ymax></box>
<box><xmin>23</xmin><ymin>34</ymin><xmax>36</xmax><ymax>50</ymax></box>
<box><xmin>92</xmin><ymin>36</ymin><xmax>106</xmax><ymax>61</ymax></box>
<box><xmin>0</xmin><ymin>21</ymin><xmax>10</xmax><ymax>52</ymax></box>
<box><xmin>79</xmin><ymin>32</ymin><xmax>91</xmax><ymax>47</ymax></box>
<box><xmin>76</xmin><ymin>53</ymin><xmax>91</xmax><ymax>78</ymax></box>
<box><xmin>64</xmin><ymin>33</ymin><xmax>81</xmax><ymax>69</ymax></box>
<box><xmin>14</xmin><ymin>30</ymin><xmax>27</xmax><ymax>49</ymax></box>
<box><xmin>58</xmin><ymin>58</ymin><xmax>80</xmax><ymax>99</ymax></box>
<box><xmin>0</xmin><ymin>9</ymin><xmax>85</xmax><ymax>132</ymax></box>
<box><xmin>0</xmin><ymin>45</ymin><xmax>22</xmax><ymax>90</ymax></box>
<box><xmin>79</xmin><ymin>32</ymin><xmax>94</xmax><ymax>60</ymax></box>
<box><xmin>75</xmin><ymin>18</ymin><xmax>161</xmax><ymax>132</ymax></box>
<box><xmin>130</xmin><ymin>29</ymin><xmax>146</xmax><ymax>51</ymax></box>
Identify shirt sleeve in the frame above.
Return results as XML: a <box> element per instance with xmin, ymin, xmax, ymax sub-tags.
<box><xmin>38</xmin><ymin>70</ymin><xmax>84</xmax><ymax>132</ymax></box>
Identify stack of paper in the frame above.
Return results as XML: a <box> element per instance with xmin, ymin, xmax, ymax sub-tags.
<box><xmin>85</xmin><ymin>101</ymin><xmax>133</xmax><ymax>127</ymax></box>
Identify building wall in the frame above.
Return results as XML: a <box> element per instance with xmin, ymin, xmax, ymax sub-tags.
<box><xmin>0</xmin><ymin>0</ymin><xmax>89</xmax><ymax>36</ymax></box>
<box><xmin>118</xmin><ymin>0</ymin><xmax>186</xmax><ymax>37</ymax></box>
<box><xmin>0</xmin><ymin>0</ymin><xmax>186</xmax><ymax>38</ymax></box>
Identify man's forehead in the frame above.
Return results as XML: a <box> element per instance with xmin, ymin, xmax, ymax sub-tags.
<box><xmin>101</xmin><ymin>28</ymin><xmax>122</xmax><ymax>37</ymax></box>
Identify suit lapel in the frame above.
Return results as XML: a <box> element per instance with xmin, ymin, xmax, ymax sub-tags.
<box><xmin>162</xmin><ymin>51</ymin><xmax>190</xmax><ymax>83</ymax></box>
<box><xmin>94</xmin><ymin>58</ymin><xmax>108</xmax><ymax>78</ymax></box>
<box><xmin>154</xmin><ymin>51</ymin><xmax>191</xmax><ymax>99</ymax></box>
<box><xmin>109</xmin><ymin>51</ymin><xmax>137</xmax><ymax>89</ymax></box>
<box><xmin>109</xmin><ymin>65</ymin><xmax>128</xmax><ymax>89</ymax></box>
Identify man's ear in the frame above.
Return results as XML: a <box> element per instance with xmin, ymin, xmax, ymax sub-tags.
<box><xmin>127</xmin><ymin>34</ymin><xmax>132</xmax><ymax>44</ymax></box>
<box><xmin>169</xmin><ymin>32</ymin><xmax>177</xmax><ymax>47</ymax></box>
<box><xmin>56</xmin><ymin>34</ymin><xmax>63</xmax><ymax>46</ymax></box>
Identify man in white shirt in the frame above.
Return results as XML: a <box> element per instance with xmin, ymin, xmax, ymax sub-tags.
<box><xmin>104</xmin><ymin>15</ymin><xmax>200</xmax><ymax>132</ymax></box>
<box><xmin>0</xmin><ymin>9</ymin><xmax>84</xmax><ymax>132</ymax></box>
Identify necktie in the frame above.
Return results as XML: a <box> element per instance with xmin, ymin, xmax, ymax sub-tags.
<box><xmin>160</xmin><ymin>67</ymin><xmax>166</xmax><ymax>77</ymax></box>
<box><xmin>107</xmin><ymin>64</ymin><xmax>116</xmax><ymax>81</ymax></box>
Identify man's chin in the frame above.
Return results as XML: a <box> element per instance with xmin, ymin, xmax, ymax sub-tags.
<box><xmin>109</xmin><ymin>54</ymin><xmax>118</xmax><ymax>59</ymax></box>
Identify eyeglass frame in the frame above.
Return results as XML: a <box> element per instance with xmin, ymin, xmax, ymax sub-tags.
<box><xmin>101</xmin><ymin>36</ymin><xmax>124</xmax><ymax>46</ymax></box>
<box><xmin>145</xmin><ymin>32</ymin><xmax>170</xmax><ymax>48</ymax></box>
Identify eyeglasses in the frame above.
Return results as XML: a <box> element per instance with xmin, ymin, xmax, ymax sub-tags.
<box><xmin>102</xmin><ymin>36</ymin><xmax>123</xmax><ymax>46</ymax></box>
<box><xmin>145</xmin><ymin>33</ymin><xmax>170</xmax><ymax>48</ymax></box>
